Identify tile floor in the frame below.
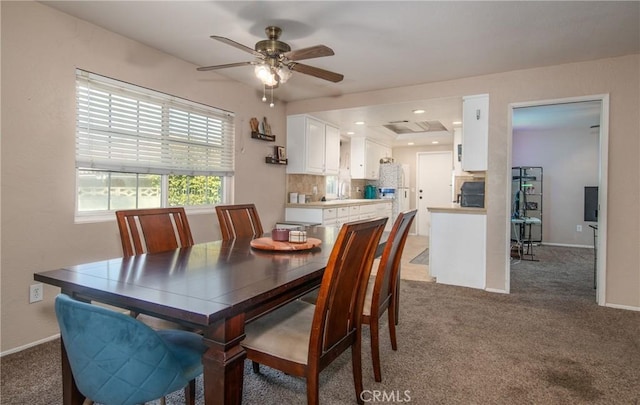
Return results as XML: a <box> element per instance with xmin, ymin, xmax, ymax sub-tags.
<box><xmin>371</xmin><ymin>234</ymin><xmax>433</xmax><ymax>282</ymax></box>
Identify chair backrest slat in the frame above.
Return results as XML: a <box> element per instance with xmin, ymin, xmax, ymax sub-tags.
<box><xmin>309</xmin><ymin>217</ymin><xmax>387</xmax><ymax>362</ymax></box>
<box><xmin>215</xmin><ymin>204</ymin><xmax>264</xmax><ymax>240</ymax></box>
<box><xmin>371</xmin><ymin>210</ymin><xmax>417</xmax><ymax>316</ymax></box>
<box><xmin>116</xmin><ymin>207</ymin><xmax>194</xmax><ymax>256</ymax></box>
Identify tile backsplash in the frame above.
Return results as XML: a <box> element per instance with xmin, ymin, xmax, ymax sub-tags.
<box><xmin>286</xmin><ymin>175</ymin><xmax>369</xmax><ymax>201</ymax></box>
<box><xmin>287</xmin><ymin>174</ymin><xmax>325</xmax><ymax>202</ymax></box>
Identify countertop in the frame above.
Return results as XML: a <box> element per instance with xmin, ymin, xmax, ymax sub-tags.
<box><xmin>427</xmin><ymin>203</ymin><xmax>487</xmax><ymax>214</ymax></box>
<box><xmin>286</xmin><ymin>199</ymin><xmax>390</xmax><ymax>208</ymax></box>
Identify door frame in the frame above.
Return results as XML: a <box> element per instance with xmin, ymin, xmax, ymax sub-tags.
<box><xmin>415</xmin><ymin>151</ymin><xmax>453</xmax><ymax>237</ymax></box>
<box><xmin>506</xmin><ymin>94</ymin><xmax>609</xmax><ymax>305</ymax></box>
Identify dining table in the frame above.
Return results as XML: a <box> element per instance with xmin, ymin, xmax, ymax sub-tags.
<box><xmin>34</xmin><ymin>225</ymin><xmax>388</xmax><ymax>405</ymax></box>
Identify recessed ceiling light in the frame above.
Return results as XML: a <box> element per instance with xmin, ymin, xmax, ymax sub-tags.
<box><xmin>412</xmin><ymin>109</ymin><xmax>425</xmax><ymax>114</ymax></box>
<box><xmin>347</xmin><ymin>131</ymin><xmax>355</xmax><ymax>135</ymax></box>
<box><xmin>408</xmin><ymin>142</ymin><xmax>415</xmax><ymax>145</ymax></box>
<box><xmin>432</xmin><ymin>141</ymin><xmax>439</xmax><ymax>144</ymax></box>
<box><xmin>452</xmin><ymin>121</ymin><xmax>462</xmax><ymax>125</ymax></box>
<box><xmin>354</xmin><ymin>121</ymin><xmax>365</xmax><ymax>125</ymax></box>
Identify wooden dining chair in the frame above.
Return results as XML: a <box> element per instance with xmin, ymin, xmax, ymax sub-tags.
<box><xmin>115</xmin><ymin>207</ymin><xmax>194</xmax><ymax>256</ymax></box>
<box><xmin>362</xmin><ymin>209</ymin><xmax>417</xmax><ymax>382</ymax></box>
<box><xmin>215</xmin><ymin>203</ymin><xmax>264</xmax><ymax>240</ymax></box>
<box><xmin>241</xmin><ymin>217</ymin><xmax>388</xmax><ymax>405</ymax></box>
<box><xmin>115</xmin><ymin>207</ymin><xmax>195</xmax><ymax>329</ymax></box>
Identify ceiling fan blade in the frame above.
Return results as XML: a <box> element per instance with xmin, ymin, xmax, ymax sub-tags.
<box><xmin>284</xmin><ymin>45</ymin><xmax>334</xmax><ymax>61</ymax></box>
<box><xmin>197</xmin><ymin>61</ymin><xmax>254</xmax><ymax>71</ymax></box>
<box><xmin>289</xmin><ymin>63</ymin><xmax>344</xmax><ymax>83</ymax></box>
<box><xmin>210</xmin><ymin>35</ymin><xmax>262</xmax><ymax>57</ymax></box>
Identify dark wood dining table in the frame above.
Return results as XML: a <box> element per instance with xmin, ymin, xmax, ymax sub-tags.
<box><xmin>34</xmin><ymin>226</ymin><xmax>388</xmax><ymax>405</ymax></box>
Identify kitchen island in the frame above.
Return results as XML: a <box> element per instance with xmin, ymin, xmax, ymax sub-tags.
<box><xmin>428</xmin><ymin>204</ymin><xmax>487</xmax><ymax>289</ymax></box>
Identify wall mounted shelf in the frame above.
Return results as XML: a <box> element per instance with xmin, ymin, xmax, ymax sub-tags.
<box><xmin>265</xmin><ymin>157</ymin><xmax>287</xmax><ymax>165</ymax></box>
<box><xmin>251</xmin><ymin>131</ymin><xmax>275</xmax><ymax>142</ymax></box>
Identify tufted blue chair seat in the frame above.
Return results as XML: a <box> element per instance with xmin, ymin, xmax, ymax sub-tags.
<box><xmin>54</xmin><ymin>294</ymin><xmax>205</xmax><ymax>405</ymax></box>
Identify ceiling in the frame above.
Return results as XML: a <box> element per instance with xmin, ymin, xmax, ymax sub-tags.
<box><xmin>41</xmin><ymin>1</ymin><xmax>638</xmax><ymax>146</ymax></box>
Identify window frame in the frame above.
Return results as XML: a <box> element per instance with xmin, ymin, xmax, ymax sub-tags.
<box><xmin>74</xmin><ymin>69</ymin><xmax>235</xmax><ymax>222</ymax></box>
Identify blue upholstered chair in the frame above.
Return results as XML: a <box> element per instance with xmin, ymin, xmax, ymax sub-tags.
<box><xmin>54</xmin><ymin>294</ymin><xmax>205</xmax><ymax>405</ymax></box>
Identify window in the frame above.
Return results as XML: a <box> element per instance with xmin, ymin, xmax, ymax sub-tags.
<box><xmin>75</xmin><ymin>70</ymin><xmax>234</xmax><ymax>219</ymax></box>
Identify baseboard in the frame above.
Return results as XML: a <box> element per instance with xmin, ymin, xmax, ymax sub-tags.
<box><xmin>604</xmin><ymin>302</ymin><xmax>640</xmax><ymax>312</ymax></box>
<box><xmin>485</xmin><ymin>288</ymin><xmax>508</xmax><ymax>294</ymax></box>
<box><xmin>0</xmin><ymin>333</ymin><xmax>60</xmax><ymax>358</ymax></box>
<box><xmin>542</xmin><ymin>242</ymin><xmax>594</xmax><ymax>249</ymax></box>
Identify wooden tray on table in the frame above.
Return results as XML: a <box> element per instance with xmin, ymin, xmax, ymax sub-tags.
<box><xmin>250</xmin><ymin>237</ymin><xmax>321</xmax><ymax>251</ymax></box>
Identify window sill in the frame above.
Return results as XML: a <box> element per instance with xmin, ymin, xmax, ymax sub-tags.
<box><xmin>74</xmin><ymin>205</ymin><xmax>218</xmax><ymax>224</ymax></box>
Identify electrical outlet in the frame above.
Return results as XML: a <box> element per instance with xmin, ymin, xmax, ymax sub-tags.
<box><xmin>576</xmin><ymin>225</ymin><xmax>583</xmax><ymax>232</ymax></box>
<box><xmin>29</xmin><ymin>283</ymin><xmax>44</xmax><ymax>303</ymax></box>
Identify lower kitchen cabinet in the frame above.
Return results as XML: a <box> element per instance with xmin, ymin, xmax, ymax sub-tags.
<box><xmin>428</xmin><ymin>209</ymin><xmax>486</xmax><ymax>289</ymax></box>
<box><xmin>285</xmin><ymin>201</ymin><xmax>393</xmax><ymax>230</ymax></box>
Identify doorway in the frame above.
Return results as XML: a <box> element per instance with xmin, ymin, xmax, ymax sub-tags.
<box><xmin>507</xmin><ymin>95</ymin><xmax>608</xmax><ymax>305</ymax></box>
<box><xmin>416</xmin><ymin>151</ymin><xmax>453</xmax><ymax>237</ymax></box>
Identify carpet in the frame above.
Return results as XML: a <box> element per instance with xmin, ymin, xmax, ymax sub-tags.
<box><xmin>2</xmin><ymin>246</ymin><xmax>639</xmax><ymax>405</ymax></box>
<box><xmin>409</xmin><ymin>248</ymin><xmax>428</xmax><ymax>264</ymax></box>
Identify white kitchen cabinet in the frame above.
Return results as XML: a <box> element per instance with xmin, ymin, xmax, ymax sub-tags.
<box><xmin>350</xmin><ymin>137</ymin><xmax>392</xmax><ymax>179</ymax></box>
<box><xmin>324</xmin><ymin>124</ymin><xmax>340</xmax><ymax>175</ymax></box>
<box><xmin>323</xmin><ymin>208</ymin><xmax>338</xmax><ymax>227</ymax></box>
<box><xmin>285</xmin><ymin>201</ymin><xmax>391</xmax><ymax>228</ymax></box>
<box><xmin>429</xmin><ymin>210</ymin><xmax>486</xmax><ymax>289</ymax></box>
<box><xmin>461</xmin><ymin>94</ymin><xmax>489</xmax><ymax>171</ymax></box>
<box><xmin>286</xmin><ymin>114</ymin><xmax>340</xmax><ymax>175</ymax></box>
<box><xmin>374</xmin><ymin>201</ymin><xmax>393</xmax><ymax>231</ymax></box>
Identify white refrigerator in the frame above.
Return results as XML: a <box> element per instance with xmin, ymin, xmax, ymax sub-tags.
<box><xmin>378</xmin><ymin>163</ymin><xmax>410</xmax><ymax>220</ymax></box>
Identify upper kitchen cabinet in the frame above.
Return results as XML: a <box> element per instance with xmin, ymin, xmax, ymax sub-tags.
<box><xmin>286</xmin><ymin>115</ymin><xmax>340</xmax><ymax>175</ymax></box>
<box><xmin>461</xmin><ymin>94</ymin><xmax>489</xmax><ymax>171</ymax></box>
<box><xmin>350</xmin><ymin>137</ymin><xmax>392</xmax><ymax>180</ymax></box>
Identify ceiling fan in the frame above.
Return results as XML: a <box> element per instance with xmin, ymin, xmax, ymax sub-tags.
<box><xmin>197</xmin><ymin>26</ymin><xmax>344</xmax><ymax>87</ymax></box>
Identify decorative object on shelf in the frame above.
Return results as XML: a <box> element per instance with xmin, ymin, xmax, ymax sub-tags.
<box><xmin>251</xmin><ymin>116</ymin><xmax>276</xmax><ymax>141</ymax></box>
<box><xmin>197</xmin><ymin>26</ymin><xmax>344</xmax><ymax>106</ymax></box>
<box><xmin>265</xmin><ymin>144</ymin><xmax>287</xmax><ymax>165</ymax></box>
<box><xmin>261</xmin><ymin>117</ymin><xmax>272</xmax><ymax>135</ymax></box>
<box><xmin>250</xmin><ymin>117</ymin><xmax>259</xmax><ymax>132</ymax></box>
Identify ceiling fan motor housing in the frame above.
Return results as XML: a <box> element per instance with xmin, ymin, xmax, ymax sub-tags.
<box><xmin>255</xmin><ymin>26</ymin><xmax>291</xmax><ymax>58</ymax></box>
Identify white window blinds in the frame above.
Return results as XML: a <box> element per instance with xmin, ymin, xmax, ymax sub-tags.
<box><xmin>76</xmin><ymin>69</ymin><xmax>235</xmax><ymax>176</ymax></box>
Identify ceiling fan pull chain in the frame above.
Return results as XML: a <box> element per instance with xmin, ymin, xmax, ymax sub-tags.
<box><xmin>269</xmin><ymin>86</ymin><xmax>275</xmax><ymax>108</ymax></box>
<box><xmin>262</xmin><ymin>83</ymin><xmax>267</xmax><ymax>103</ymax></box>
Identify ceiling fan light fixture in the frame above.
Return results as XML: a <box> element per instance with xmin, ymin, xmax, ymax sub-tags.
<box><xmin>277</xmin><ymin>65</ymin><xmax>292</xmax><ymax>84</ymax></box>
<box><xmin>254</xmin><ymin>64</ymin><xmax>278</xmax><ymax>86</ymax></box>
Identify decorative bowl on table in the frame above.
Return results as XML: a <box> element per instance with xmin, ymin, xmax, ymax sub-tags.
<box><xmin>271</xmin><ymin>228</ymin><xmax>290</xmax><ymax>242</ymax></box>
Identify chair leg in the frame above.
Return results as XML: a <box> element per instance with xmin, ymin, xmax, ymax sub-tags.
<box><xmin>184</xmin><ymin>379</ymin><xmax>196</xmax><ymax>405</ymax></box>
<box><xmin>352</xmin><ymin>340</ymin><xmax>365</xmax><ymax>405</ymax></box>
<box><xmin>252</xmin><ymin>361</ymin><xmax>261</xmax><ymax>374</ymax></box>
<box><xmin>370</xmin><ymin>317</ymin><xmax>382</xmax><ymax>383</ymax></box>
<box><xmin>307</xmin><ymin>370</ymin><xmax>321</xmax><ymax>405</ymax></box>
<box><xmin>160</xmin><ymin>396</ymin><xmax>167</xmax><ymax>405</ymax></box>
<box><xmin>388</xmin><ymin>300</ymin><xmax>398</xmax><ymax>351</ymax></box>
<box><xmin>81</xmin><ymin>399</ymin><xmax>94</xmax><ymax>405</ymax></box>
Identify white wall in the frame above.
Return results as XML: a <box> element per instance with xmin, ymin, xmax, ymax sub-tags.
<box><xmin>1</xmin><ymin>2</ymin><xmax>287</xmax><ymax>352</ymax></box>
<box><xmin>513</xmin><ymin>126</ymin><xmax>599</xmax><ymax>246</ymax></box>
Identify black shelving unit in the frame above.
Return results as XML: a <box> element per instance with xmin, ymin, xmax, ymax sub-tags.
<box><xmin>511</xmin><ymin>166</ymin><xmax>543</xmax><ymax>243</ymax></box>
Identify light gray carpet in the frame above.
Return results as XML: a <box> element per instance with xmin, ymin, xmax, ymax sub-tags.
<box><xmin>409</xmin><ymin>248</ymin><xmax>429</xmax><ymax>265</ymax></box>
<box><xmin>2</xmin><ymin>245</ymin><xmax>639</xmax><ymax>404</ymax></box>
